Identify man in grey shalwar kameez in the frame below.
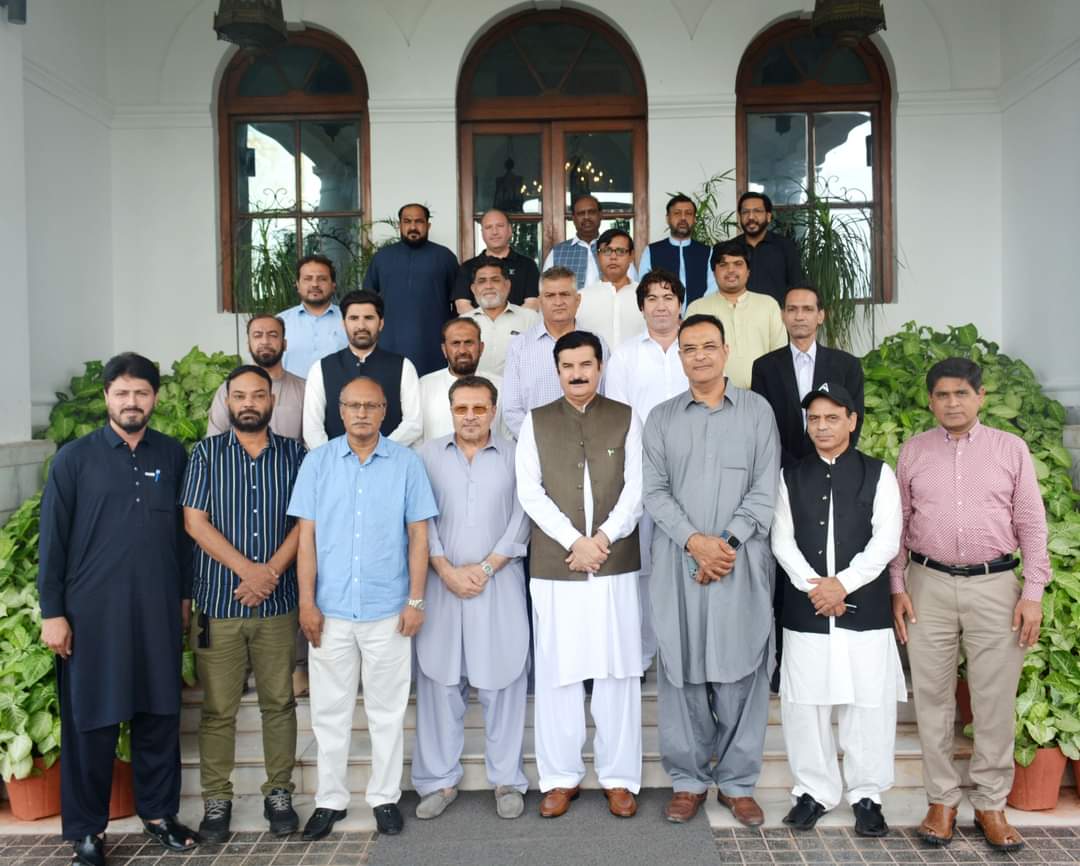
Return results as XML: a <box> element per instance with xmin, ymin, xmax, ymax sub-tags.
<box><xmin>643</xmin><ymin>313</ymin><xmax>780</xmax><ymax>826</ymax></box>
<box><xmin>412</xmin><ymin>375</ymin><xmax>532</xmax><ymax>819</ymax></box>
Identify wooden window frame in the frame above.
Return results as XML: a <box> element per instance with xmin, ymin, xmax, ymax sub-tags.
<box><xmin>735</xmin><ymin>19</ymin><xmax>894</xmax><ymax>302</ymax></box>
<box><xmin>217</xmin><ymin>29</ymin><xmax>371</xmax><ymax>310</ymax></box>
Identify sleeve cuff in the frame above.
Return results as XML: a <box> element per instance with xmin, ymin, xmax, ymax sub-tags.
<box><xmin>39</xmin><ymin>596</ymin><xmax>65</xmax><ymax>619</ymax></box>
<box><xmin>493</xmin><ymin>540</ymin><xmax>528</xmax><ymax>559</ymax></box>
<box><xmin>727</xmin><ymin>516</ymin><xmax>755</xmax><ymax>545</ymax></box>
<box><xmin>1020</xmin><ymin>581</ymin><xmax>1046</xmax><ymax>603</ymax></box>
<box><xmin>888</xmin><ymin>570</ymin><xmax>908</xmax><ymax>594</ymax></box>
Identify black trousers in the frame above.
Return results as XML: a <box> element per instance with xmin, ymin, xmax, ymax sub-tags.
<box><xmin>59</xmin><ymin>665</ymin><xmax>182</xmax><ymax>840</ymax></box>
<box><xmin>773</xmin><ymin>565</ymin><xmax>786</xmax><ymax>668</ymax></box>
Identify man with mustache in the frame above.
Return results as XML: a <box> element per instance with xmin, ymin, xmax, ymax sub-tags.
<box><xmin>542</xmin><ymin>195</ymin><xmax>638</xmax><ymax>290</ymax></box>
<box><xmin>39</xmin><ymin>353</ymin><xmax>199</xmax><ymax>866</ymax></box>
<box><xmin>279</xmin><ymin>255</ymin><xmax>349</xmax><ymax>379</ymax></box>
<box><xmin>364</xmin><ymin>203</ymin><xmax>460</xmax><ymax>376</ymax></box>
<box><xmin>207</xmin><ymin>314</ymin><xmax>305</xmax><ymax>441</ymax></box>
<box><xmin>301</xmin><ymin>290</ymin><xmax>422</xmax><ymax>450</ymax></box>
<box><xmin>181</xmin><ymin>365</ymin><xmax>307</xmax><ymax>842</ymax></box>
<box><xmin>733</xmin><ymin>192</ymin><xmax>804</xmax><ymax>308</ymax></box>
<box><xmin>516</xmin><ymin>330</ymin><xmax>644</xmax><ymax>819</ymax></box>
<box><xmin>637</xmin><ymin>195</ymin><xmax>717</xmax><ymax>311</ymax></box>
<box><xmin>453</xmin><ymin>209</ymin><xmax>540</xmax><ymax>314</ymax></box>
<box><xmin>416</xmin><ymin>317</ymin><xmax>508</xmax><ymax>444</ymax></box>
<box><xmin>464</xmin><ymin>257</ymin><xmax>538</xmax><ymax>376</ymax></box>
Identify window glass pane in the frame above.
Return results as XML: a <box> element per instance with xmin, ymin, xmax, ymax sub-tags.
<box><xmin>747</xmin><ymin>113</ymin><xmax>808</xmax><ymax>206</ymax></box>
<box><xmin>514</xmin><ymin>23</ymin><xmax>589</xmax><ymax>90</ymax></box>
<box><xmin>274</xmin><ymin>45</ymin><xmax>322</xmax><ymax>89</ymax></box>
<box><xmin>235</xmin><ymin>121</ymin><xmax>296</xmax><ymax>212</ymax></box>
<box><xmin>563</xmin><ymin>131</ymin><xmax>633</xmax><ymax>213</ymax></box>
<box><xmin>301</xmin><ymin>121</ymin><xmax>360</xmax><ymax>213</ymax></box>
<box><xmin>789</xmin><ymin>33</ymin><xmax>831</xmax><ymax>79</ymax></box>
<box><xmin>562</xmin><ymin>34</ymin><xmax>636</xmax><ymax>95</ymax></box>
<box><xmin>473</xmin><ymin>134</ymin><xmax>543</xmax><ymax>215</ymax></box>
<box><xmin>752</xmin><ymin>42</ymin><xmax>802</xmax><ymax>86</ymax></box>
<box><xmin>813</xmin><ymin>112</ymin><xmax>873</xmax><ymax>201</ymax></box>
<box><xmin>238</xmin><ymin>58</ymin><xmax>289</xmax><ymax>97</ymax></box>
<box><xmin>474</xmin><ymin>219</ymin><xmax>541</xmax><ymax>267</ymax></box>
<box><xmin>232</xmin><ymin>218</ymin><xmax>298</xmax><ymax>312</ymax></box>
<box><xmin>820</xmin><ymin>47</ymin><xmax>870</xmax><ymax>85</ymax></box>
<box><xmin>471</xmin><ymin>38</ymin><xmax>542</xmax><ymax>98</ymax></box>
<box><xmin>303</xmin><ymin>216</ymin><xmax>362</xmax><ymax>291</ymax></box>
<box><xmin>306</xmin><ymin>54</ymin><xmax>352</xmax><ymax>94</ymax></box>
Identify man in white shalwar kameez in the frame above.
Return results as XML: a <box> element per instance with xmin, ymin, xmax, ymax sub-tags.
<box><xmin>516</xmin><ymin>329</ymin><xmax>644</xmax><ymax>819</ymax></box>
<box><xmin>771</xmin><ymin>383</ymin><xmax>905</xmax><ymax>836</ymax></box>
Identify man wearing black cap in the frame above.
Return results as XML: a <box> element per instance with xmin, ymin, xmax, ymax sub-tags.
<box><xmin>769</xmin><ymin>383</ymin><xmax>904</xmax><ymax>837</ymax></box>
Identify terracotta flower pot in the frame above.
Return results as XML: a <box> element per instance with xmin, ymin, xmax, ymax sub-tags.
<box><xmin>955</xmin><ymin>678</ymin><xmax>973</xmax><ymax>727</ymax></box>
<box><xmin>5</xmin><ymin>757</ymin><xmax>62</xmax><ymax>821</ymax></box>
<box><xmin>109</xmin><ymin>759</ymin><xmax>135</xmax><ymax>819</ymax></box>
<box><xmin>1007</xmin><ymin>746</ymin><xmax>1067</xmax><ymax>811</ymax></box>
<box><xmin>1072</xmin><ymin>759</ymin><xmax>1080</xmax><ymax>798</ymax></box>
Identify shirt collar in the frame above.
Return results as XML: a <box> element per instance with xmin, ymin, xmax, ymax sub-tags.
<box><xmin>226</xmin><ymin>429</ymin><xmax>279</xmax><ymax>450</ymax></box>
<box><xmin>680</xmin><ymin>382</ymin><xmax>737</xmax><ymax>411</ymax></box>
<box><xmin>667</xmin><ymin>237</ymin><xmax>692</xmax><ymax>249</ymax></box>
<box><xmin>571</xmin><ymin>236</ymin><xmax>597</xmax><ymax>251</ymax></box>
<box><xmin>296</xmin><ymin>303</ymin><xmax>339</xmax><ymax>320</ymax></box>
<box><xmin>444</xmin><ymin>432</ymin><xmax>503</xmax><ymax>455</ymax></box>
<box><xmin>335</xmin><ymin>433</ymin><xmax>390</xmax><ymax>462</ymax></box>
<box><xmin>943</xmin><ymin>420</ymin><xmax>981</xmax><ymax>442</ymax></box>
<box><xmin>103</xmin><ymin>424</ymin><xmax>153</xmax><ymax>449</ymax></box>
<box><xmin>789</xmin><ymin>341</ymin><xmax>818</xmax><ymax>363</ymax></box>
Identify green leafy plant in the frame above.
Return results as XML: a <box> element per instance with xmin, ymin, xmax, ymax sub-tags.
<box><xmin>859</xmin><ymin>322</ymin><xmax>1080</xmax><ymax>766</ymax></box>
<box><xmin>668</xmin><ymin>169</ymin><xmax>739</xmax><ymax>248</ymax></box>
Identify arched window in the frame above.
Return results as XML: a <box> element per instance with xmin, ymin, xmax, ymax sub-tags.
<box><xmin>217</xmin><ymin>29</ymin><xmax>369</xmax><ymax>310</ymax></box>
<box><xmin>458</xmin><ymin>10</ymin><xmax>647</xmax><ymax>266</ymax></box>
<box><xmin>736</xmin><ymin>20</ymin><xmax>893</xmax><ymax>301</ymax></box>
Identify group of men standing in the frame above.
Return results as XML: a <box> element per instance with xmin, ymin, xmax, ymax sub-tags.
<box><xmin>37</xmin><ymin>192</ymin><xmax>1050</xmax><ymax>866</ymax></box>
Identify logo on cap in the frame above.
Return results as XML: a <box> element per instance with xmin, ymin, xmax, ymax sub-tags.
<box><xmin>819</xmin><ymin>383</ymin><xmax>830</xmax><ymax>392</ymax></box>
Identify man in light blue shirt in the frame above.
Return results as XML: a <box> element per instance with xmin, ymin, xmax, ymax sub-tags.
<box><xmin>638</xmin><ymin>195</ymin><xmax>718</xmax><ymax>312</ymax></box>
<box><xmin>288</xmin><ymin>376</ymin><xmax>438</xmax><ymax>839</ymax></box>
<box><xmin>278</xmin><ymin>254</ymin><xmax>349</xmax><ymax>378</ymax></box>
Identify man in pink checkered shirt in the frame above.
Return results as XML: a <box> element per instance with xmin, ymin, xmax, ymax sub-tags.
<box><xmin>890</xmin><ymin>357</ymin><xmax>1050</xmax><ymax>854</ymax></box>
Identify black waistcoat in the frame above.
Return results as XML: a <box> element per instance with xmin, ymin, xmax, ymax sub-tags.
<box><xmin>648</xmin><ymin>239</ymin><xmax>711</xmax><ymax>304</ymax></box>
<box><xmin>321</xmin><ymin>346</ymin><xmax>404</xmax><ymax>439</ymax></box>
<box><xmin>782</xmin><ymin>448</ymin><xmax>892</xmax><ymax>634</ymax></box>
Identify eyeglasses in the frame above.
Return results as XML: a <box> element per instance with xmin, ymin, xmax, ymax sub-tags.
<box><xmin>339</xmin><ymin>401</ymin><xmax>386</xmax><ymax>413</ymax></box>
<box><xmin>679</xmin><ymin>343</ymin><xmax>724</xmax><ymax>357</ymax></box>
<box><xmin>598</xmin><ymin>247</ymin><xmax>631</xmax><ymax>257</ymax></box>
<box><xmin>451</xmin><ymin>404</ymin><xmax>491</xmax><ymax>416</ymax></box>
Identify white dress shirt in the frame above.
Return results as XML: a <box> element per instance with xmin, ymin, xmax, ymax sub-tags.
<box><xmin>416</xmin><ymin>366</ymin><xmax>507</xmax><ymax>445</ymax></box>
<box><xmin>791</xmin><ymin>340</ymin><xmax>817</xmax><ymax>427</ymax></box>
<box><xmin>466</xmin><ymin>303</ymin><xmax>539</xmax><ymax>377</ymax></box>
<box><xmin>605</xmin><ymin>331</ymin><xmax>688</xmax><ymax>423</ymax></box>
<box><xmin>576</xmin><ymin>280</ymin><xmax>643</xmax><ymax>348</ymax></box>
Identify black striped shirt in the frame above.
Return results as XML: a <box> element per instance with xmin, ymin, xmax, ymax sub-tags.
<box><xmin>181</xmin><ymin>431</ymin><xmax>305</xmax><ymax>618</ymax></box>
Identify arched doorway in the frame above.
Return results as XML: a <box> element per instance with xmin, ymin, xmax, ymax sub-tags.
<box><xmin>457</xmin><ymin>10</ymin><xmax>648</xmax><ymax>266</ymax></box>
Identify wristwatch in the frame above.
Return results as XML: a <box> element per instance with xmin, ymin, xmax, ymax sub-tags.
<box><xmin>407</xmin><ymin>597</ymin><xmax>425</xmax><ymax>611</ymax></box>
<box><xmin>480</xmin><ymin>560</ymin><xmax>495</xmax><ymax>578</ymax></box>
<box><xmin>720</xmin><ymin>530</ymin><xmax>741</xmax><ymax>551</ymax></box>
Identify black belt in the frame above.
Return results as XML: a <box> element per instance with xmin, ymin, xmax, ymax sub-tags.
<box><xmin>910</xmin><ymin>551</ymin><xmax>1018</xmax><ymax>577</ymax></box>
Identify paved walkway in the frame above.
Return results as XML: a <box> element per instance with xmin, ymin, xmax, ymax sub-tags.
<box><xmin>2</xmin><ymin>822</ymin><xmax>1078</xmax><ymax>865</ymax></box>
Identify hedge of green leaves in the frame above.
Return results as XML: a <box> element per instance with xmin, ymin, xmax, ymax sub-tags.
<box><xmin>859</xmin><ymin>322</ymin><xmax>1080</xmax><ymax>766</ymax></box>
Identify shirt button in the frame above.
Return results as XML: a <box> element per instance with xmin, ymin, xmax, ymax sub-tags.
<box><xmin>818</xmin><ymin>550</ymin><xmax>824</xmax><ymax>555</ymax></box>
<box><xmin>819</xmin><ymin>520</ymin><xmax>826</xmax><ymax>526</ymax></box>
<box><xmin>136</xmin><ymin>497</ymin><xmax>141</xmax><ymax>503</ymax></box>
<box><xmin>578</xmin><ymin>462</ymin><xmax>585</xmax><ymax>469</ymax></box>
<box><xmin>821</xmin><ymin>495</ymin><xmax>827</xmax><ymax>501</ymax></box>
<box><xmin>136</xmin><ymin>481</ymin><xmax>140</xmax><ymax>486</ymax></box>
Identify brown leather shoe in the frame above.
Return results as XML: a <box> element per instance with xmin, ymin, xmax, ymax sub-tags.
<box><xmin>973</xmin><ymin>809</ymin><xmax>1023</xmax><ymax>852</ymax></box>
<box><xmin>539</xmin><ymin>786</ymin><xmax>579</xmax><ymax>818</ymax></box>
<box><xmin>664</xmin><ymin>791</ymin><xmax>707</xmax><ymax>824</ymax></box>
<box><xmin>916</xmin><ymin>803</ymin><xmax>957</xmax><ymax>846</ymax></box>
<box><xmin>717</xmin><ymin>792</ymin><xmax>764</xmax><ymax>827</ymax></box>
<box><xmin>604</xmin><ymin>787</ymin><xmax>637</xmax><ymax>818</ymax></box>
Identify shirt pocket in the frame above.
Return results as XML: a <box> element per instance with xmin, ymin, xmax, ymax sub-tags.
<box><xmin>147</xmin><ymin>470</ymin><xmax>179</xmax><ymax>513</ymax></box>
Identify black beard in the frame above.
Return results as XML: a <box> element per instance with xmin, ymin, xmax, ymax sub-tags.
<box><xmin>402</xmin><ymin>235</ymin><xmax>427</xmax><ymax>248</ymax></box>
<box><xmin>109</xmin><ymin>410</ymin><xmax>149</xmax><ymax>434</ymax></box>
<box><xmin>252</xmin><ymin>348</ymin><xmax>284</xmax><ymax>369</ymax></box>
<box><xmin>449</xmin><ymin>357</ymin><xmax>479</xmax><ymax>376</ymax></box>
<box><xmin>229</xmin><ymin>410</ymin><xmax>272</xmax><ymax>433</ymax></box>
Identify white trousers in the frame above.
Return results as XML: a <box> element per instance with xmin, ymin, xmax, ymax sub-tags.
<box><xmin>780</xmin><ymin>697</ymin><xmax>897</xmax><ymax>811</ymax></box>
<box><xmin>308</xmin><ymin>614</ymin><xmax>411</xmax><ymax>810</ymax></box>
<box><xmin>533</xmin><ymin>632</ymin><xmax>642</xmax><ymax>793</ymax></box>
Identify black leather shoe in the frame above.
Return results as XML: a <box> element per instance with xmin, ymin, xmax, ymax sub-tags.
<box><xmin>853</xmin><ymin>798</ymin><xmax>889</xmax><ymax>837</ymax></box>
<box><xmin>199</xmin><ymin>798</ymin><xmax>232</xmax><ymax>843</ymax></box>
<box><xmin>72</xmin><ymin>834</ymin><xmax>106</xmax><ymax>866</ymax></box>
<box><xmin>264</xmin><ymin>788</ymin><xmax>299</xmax><ymax>836</ymax></box>
<box><xmin>302</xmin><ymin>807</ymin><xmax>347</xmax><ymax>841</ymax></box>
<box><xmin>374</xmin><ymin>803</ymin><xmax>404</xmax><ymax>835</ymax></box>
<box><xmin>143</xmin><ymin>815</ymin><xmax>199</xmax><ymax>850</ymax></box>
<box><xmin>783</xmin><ymin>793</ymin><xmax>826</xmax><ymax>831</ymax></box>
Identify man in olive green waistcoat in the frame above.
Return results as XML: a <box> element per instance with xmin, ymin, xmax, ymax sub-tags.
<box><xmin>515</xmin><ymin>330</ymin><xmax>644</xmax><ymax>820</ymax></box>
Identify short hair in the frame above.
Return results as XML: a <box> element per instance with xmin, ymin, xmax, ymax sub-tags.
<box><xmin>926</xmin><ymin>357</ymin><xmax>982</xmax><ymax>393</ymax></box>
<box><xmin>448</xmin><ymin>374</ymin><xmax>498</xmax><ymax>406</ymax></box>
<box><xmin>296</xmin><ymin>254</ymin><xmax>335</xmax><ymax>282</ymax></box>
<box><xmin>553</xmin><ymin>330</ymin><xmax>603</xmax><ymax>368</ymax></box>
<box><xmin>246</xmin><ymin>313</ymin><xmax>286</xmax><ymax>335</ymax></box>
<box><xmin>340</xmin><ymin>289</ymin><xmax>384</xmax><ymax>319</ymax></box>
<box><xmin>226</xmin><ymin>364</ymin><xmax>273</xmax><ymax>391</ymax></box>
<box><xmin>679</xmin><ymin>313</ymin><xmax>726</xmax><ymax>344</ymax></box>
<box><xmin>540</xmin><ymin>265</ymin><xmax>577</xmax><ymax>286</ymax></box>
<box><xmin>738</xmin><ymin>191</ymin><xmax>773</xmax><ymax>214</ymax></box>
<box><xmin>783</xmin><ymin>283</ymin><xmax>823</xmax><ymax>310</ymax></box>
<box><xmin>471</xmin><ymin>255</ymin><xmax>510</xmax><ymax>281</ymax></box>
<box><xmin>636</xmin><ymin>268</ymin><xmax>686</xmax><ymax>310</ymax></box>
<box><xmin>571</xmin><ymin>194</ymin><xmax>600</xmax><ymax>213</ymax></box>
<box><xmin>339</xmin><ymin>375</ymin><xmax>385</xmax><ymax>402</ymax></box>
<box><xmin>666</xmin><ymin>194</ymin><xmax>697</xmax><ymax>214</ymax></box>
<box><xmin>597</xmin><ymin>227</ymin><xmax>634</xmax><ymax>253</ymax></box>
<box><xmin>710</xmin><ymin>239</ymin><xmax>750</xmax><ymax>270</ymax></box>
<box><xmin>398</xmin><ymin>202</ymin><xmax>431</xmax><ymax>221</ymax></box>
<box><xmin>441</xmin><ymin>316</ymin><xmax>482</xmax><ymax>342</ymax></box>
<box><xmin>103</xmin><ymin>352</ymin><xmax>160</xmax><ymax>393</ymax></box>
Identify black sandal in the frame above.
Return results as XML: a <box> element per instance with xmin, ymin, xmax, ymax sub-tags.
<box><xmin>143</xmin><ymin>815</ymin><xmax>200</xmax><ymax>850</ymax></box>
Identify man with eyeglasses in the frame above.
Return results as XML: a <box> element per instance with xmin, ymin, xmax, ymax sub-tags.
<box><xmin>643</xmin><ymin>314</ymin><xmax>779</xmax><ymax>827</ymax></box>
<box><xmin>733</xmin><ymin>192</ymin><xmax>804</xmax><ymax>308</ymax></box>
<box><xmin>576</xmin><ymin>227</ymin><xmax>644</xmax><ymax>349</ymax></box>
<box><xmin>411</xmin><ymin>376</ymin><xmax>531</xmax><ymax>820</ymax></box>
<box><xmin>302</xmin><ymin>290</ymin><xmax>422</xmax><ymax>450</ymax></box>
<box><xmin>542</xmin><ymin>195</ymin><xmax>638</xmax><ymax>290</ymax></box>
<box><xmin>287</xmin><ymin>376</ymin><xmax>438</xmax><ymax>839</ymax></box>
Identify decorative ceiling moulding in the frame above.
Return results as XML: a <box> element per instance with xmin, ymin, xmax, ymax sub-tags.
<box><xmin>670</xmin><ymin>0</ymin><xmax>713</xmax><ymax>39</ymax></box>
<box><xmin>110</xmin><ymin>104</ymin><xmax>213</xmax><ymax>130</ymax></box>
<box><xmin>648</xmin><ymin>93</ymin><xmax>735</xmax><ymax>120</ymax></box>
<box><xmin>22</xmin><ymin>58</ymin><xmax>113</xmax><ymax>128</ymax></box>
<box><xmin>895</xmin><ymin>88</ymin><xmax>1000</xmax><ymax>117</ymax></box>
<box><xmin>367</xmin><ymin>97</ymin><xmax>455</xmax><ymax>124</ymax></box>
<box><xmin>998</xmin><ymin>34</ymin><xmax>1080</xmax><ymax>111</ymax></box>
<box><xmin>375</xmin><ymin>0</ymin><xmax>432</xmax><ymax>46</ymax></box>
